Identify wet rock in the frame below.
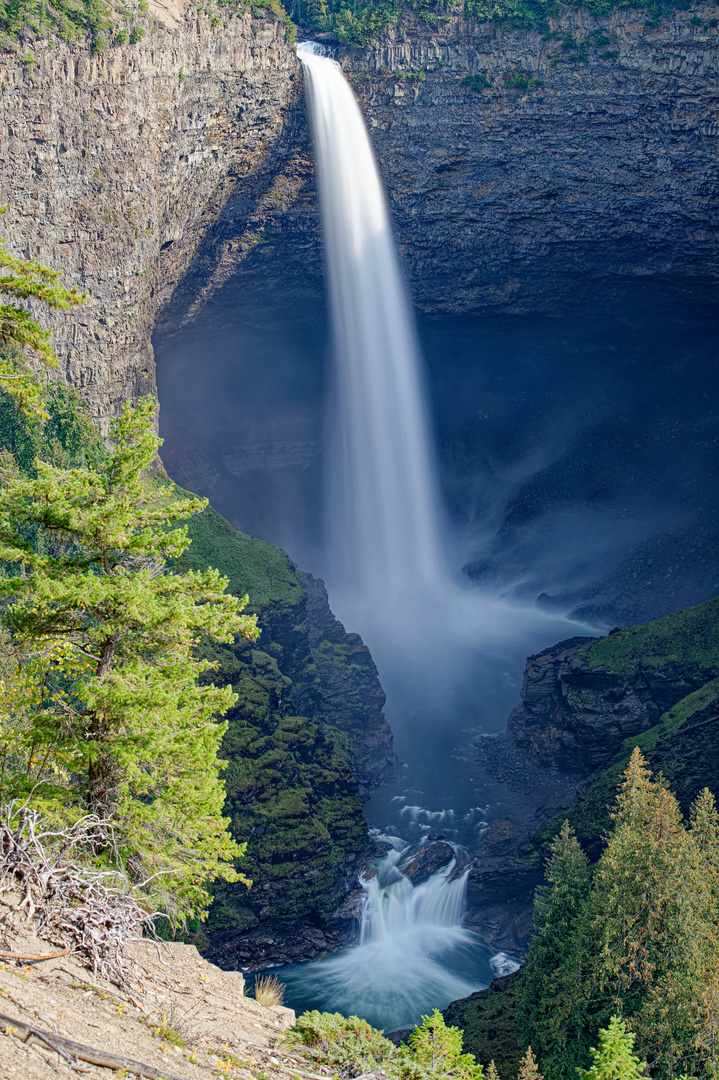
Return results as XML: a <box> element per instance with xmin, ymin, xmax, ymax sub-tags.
<box><xmin>401</xmin><ymin>841</ymin><xmax>455</xmax><ymax>885</ymax></box>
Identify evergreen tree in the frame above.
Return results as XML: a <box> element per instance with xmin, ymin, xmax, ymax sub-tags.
<box><xmin>578</xmin><ymin>1016</ymin><xmax>647</xmax><ymax>1080</ymax></box>
<box><xmin>0</xmin><ymin>395</ymin><xmax>259</xmax><ymax>919</ymax></box>
<box><xmin>520</xmin><ymin>820</ymin><xmax>593</xmax><ymax>1080</ymax></box>
<box><xmin>403</xmin><ymin>1010</ymin><xmax>484</xmax><ymax>1080</ymax></box>
<box><xmin>517</xmin><ymin>1047</ymin><xmax>542</xmax><ymax>1080</ymax></box>
<box><xmin>486</xmin><ymin>1063</ymin><xmax>500</xmax><ymax>1080</ymax></box>
<box><xmin>588</xmin><ymin>749</ymin><xmax>714</xmax><ymax>1076</ymax></box>
<box><xmin>0</xmin><ymin>208</ymin><xmax>85</xmax><ymax>415</ymax></box>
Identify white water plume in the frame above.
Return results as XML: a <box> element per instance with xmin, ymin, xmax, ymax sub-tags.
<box><xmin>297</xmin><ymin>43</ymin><xmax>450</xmax><ymax>606</ymax></box>
<box><xmin>280</xmin><ymin>838</ymin><xmax>495</xmax><ymax>1031</ymax></box>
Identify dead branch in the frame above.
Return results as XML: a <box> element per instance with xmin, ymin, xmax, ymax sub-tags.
<box><xmin>0</xmin><ymin>801</ymin><xmax>159</xmax><ymax>994</ymax></box>
<box><xmin>0</xmin><ymin>1008</ymin><xmax>192</xmax><ymax>1079</ymax></box>
<box><xmin>0</xmin><ymin>947</ymin><xmax>68</xmax><ymax>962</ymax></box>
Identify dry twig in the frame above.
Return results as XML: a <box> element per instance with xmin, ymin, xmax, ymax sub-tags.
<box><xmin>0</xmin><ymin>802</ymin><xmax>159</xmax><ymax>993</ymax></box>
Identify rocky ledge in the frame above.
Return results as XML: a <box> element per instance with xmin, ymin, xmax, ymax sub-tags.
<box><xmin>465</xmin><ymin>597</ymin><xmax>719</xmax><ymax>953</ymax></box>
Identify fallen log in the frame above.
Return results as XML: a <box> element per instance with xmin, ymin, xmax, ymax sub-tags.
<box><xmin>0</xmin><ymin>1009</ymin><xmax>191</xmax><ymax>1079</ymax></box>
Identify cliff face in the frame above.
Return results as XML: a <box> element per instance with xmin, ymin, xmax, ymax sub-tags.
<box><xmin>467</xmin><ymin>596</ymin><xmax>719</xmax><ymax>952</ymax></box>
<box><xmin>5</xmin><ymin>2</ymin><xmax>718</xmax><ymax>430</ymax></box>
<box><xmin>506</xmin><ymin>634</ymin><xmax>712</xmax><ymax>771</ymax></box>
<box><xmin>350</xmin><ymin>5</ymin><xmax>719</xmax><ymax>314</ymax></box>
<box><xmin>0</xmin><ymin>4</ymin><xmax>299</xmax><ymax>430</ymax></box>
<box><xmin>176</xmin><ymin>504</ymin><xmax>400</xmax><ymax>969</ymax></box>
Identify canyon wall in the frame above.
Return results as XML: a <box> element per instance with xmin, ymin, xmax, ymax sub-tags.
<box><xmin>3</xmin><ymin>2</ymin><xmax>718</xmax><ymax>423</ymax></box>
<box><xmin>0</xmin><ymin>4</ymin><xmax>299</xmax><ymax>429</ymax></box>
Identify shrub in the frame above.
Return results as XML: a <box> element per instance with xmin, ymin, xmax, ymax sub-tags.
<box><xmin>280</xmin><ymin>1011</ymin><xmax>395</xmax><ymax>1076</ymax></box>
<box><xmin>129</xmin><ymin>24</ymin><xmax>145</xmax><ymax>41</ymax></box>
<box><xmin>462</xmin><ymin>72</ymin><xmax>490</xmax><ymax>91</ymax></box>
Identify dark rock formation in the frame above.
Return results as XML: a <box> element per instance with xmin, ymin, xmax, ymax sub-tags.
<box><xmin>444</xmin><ymin>971</ymin><xmax>524</xmax><ymax>1077</ymax></box>
<box><xmin>466</xmin><ymin>597</ymin><xmax>719</xmax><ymax>952</ymax></box>
<box><xmin>401</xmin><ymin>841</ymin><xmax>455</xmax><ymax>885</ymax></box>
<box><xmin>292</xmin><ymin>573</ymin><xmax>402</xmax><ymax>797</ymax></box>
<box><xmin>507</xmin><ymin>635</ymin><xmax>713</xmax><ymax>771</ymax></box>
<box><xmin>351</xmin><ymin>7</ymin><xmax>719</xmax><ymax>315</ymax></box>
<box><xmin>173</xmin><ymin>504</ymin><xmax>400</xmax><ymax>969</ymax></box>
<box><xmin>204</xmin><ymin>573</ymin><xmax>401</xmax><ymax>969</ymax></box>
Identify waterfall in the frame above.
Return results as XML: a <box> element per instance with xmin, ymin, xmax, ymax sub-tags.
<box><xmin>278</xmin><ymin>837</ymin><xmax>499</xmax><ymax>1031</ymax></box>
<box><xmin>298</xmin><ymin>43</ymin><xmax>450</xmax><ymax>605</ymax></box>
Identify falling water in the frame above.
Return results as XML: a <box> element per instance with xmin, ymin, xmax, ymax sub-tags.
<box><xmin>298</xmin><ymin>43</ymin><xmax>450</xmax><ymax>604</ymax></box>
<box><xmin>278</xmin><ymin>837</ymin><xmax>508</xmax><ymax>1031</ymax></box>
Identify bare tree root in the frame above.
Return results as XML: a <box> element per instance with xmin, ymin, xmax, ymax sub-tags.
<box><xmin>0</xmin><ymin>802</ymin><xmax>160</xmax><ymax>994</ymax></box>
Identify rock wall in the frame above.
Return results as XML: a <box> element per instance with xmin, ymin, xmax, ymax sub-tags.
<box><xmin>3</xmin><ymin>2</ymin><xmax>718</xmax><ymax>421</ymax></box>
<box><xmin>351</xmin><ymin>4</ymin><xmax>719</xmax><ymax>313</ymax></box>
<box><xmin>203</xmin><ymin>571</ymin><xmax>401</xmax><ymax>970</ymax></box>
<box><xmin>0</xmin><ymin>3</ymin><xmax>299</xmax><ymax>429</ymax></box>
<box><xmin>506</xmin><ymin>633</ymin><xmax>712</xmax><ymax>770</ymax></box>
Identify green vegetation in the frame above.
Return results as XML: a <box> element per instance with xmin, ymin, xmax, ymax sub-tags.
<box><xmin>503</xmin><ymin>70</ymin><xmax>542</xmax><ymax>90</ymax></box>
<box><xmin>462</xmin><ymin>71</ymin><xmax>490</xmax><ymax>90</ymax></box>
<box><xmin>0</xmin><ymin>395</ymin><xmax>259</xmax><ymax>919</ymax></box>
<box><xmin>458</xmin><ymin>755</ymin><xmax>719</xmax><ymax>1080</ymax></box>
<box><xmin>173</xmin><ymin>500</ymin><xmax>301</xmax><ymax>610</ymax></box>
<box><xmin>444</xmin><ymin>973</ymin><xmax>524</xmax><ymax>1080</ymax></box>
<box><xmin>586</xmin><ymin>594</ymin><xmax>719</xmax><ymax>676</ymax></box>
<box><xmin>0</xmin><ymin>0</ymin><xmax>140</xmax><ymax>50</ymax></box>
<box><xmin>578</xmin><ymin>1017</ymin><xmax>648</xmax><ymax>1080</ymax></box>
<box><xmin>520</xmin><ymin>750</ymin><xmax>719</xmax><ymax>1079</ymax></box>
<box><xmin>283</xmin><ymin>1008</ymin><xmax>485</xmax><ymax>1080</ymax></box>
<box><xmin>206</xmin><ymin>635</ymin><xmax>367</xmax><ymax>935</ymax></box>
<box><xmin>527</xmin><ymin>595</ymin><xmax>719</xmax><ymax>859</ymax></box>
<box><xmin>0</xmin><ymin>207</ymin><xmax>85</xmax><ymax>415</ymax></box>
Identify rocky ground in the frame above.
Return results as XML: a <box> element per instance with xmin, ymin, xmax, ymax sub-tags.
<box><xmin>0</xmin><ymin>893</ymin><xmax>335</xmax><ymax>1080</ymax></box>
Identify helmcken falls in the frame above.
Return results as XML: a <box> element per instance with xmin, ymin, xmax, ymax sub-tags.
<box><xmin>298</xmin><ymin>42</ymin><xmax>450</xmax><ymax>609</ymax></box>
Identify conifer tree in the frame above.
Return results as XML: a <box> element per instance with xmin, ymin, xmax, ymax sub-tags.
<box><xmin>486</xmin><ymin>1062</ymin><xmax>500</xmax><ymax>1080</ymax></box>
<box><xmin>0</xmin><ymin>208</ymin><xmax>85</xmax><ymax>415</ymax></box>
<box><xmin>403</xmin><ymin>1010</ymin><xmax>484</xmax><ymax>1080</ymax></box>
<box><xmin>588</xmin><ymin>749</ymin><xmax>713</xmax><ymax>1076</ymax></box>
<box><xmin>520</xmin><ymin>820</ymin><xmax>592</xmax><ymax>1080</ymax></box>
<box><xmin>517</xmin><ymin>1048</ymin><xmax>542</xmax><ymax>1080</ymax></box>
<box><xmin>578</xmin><ymin>1017</ymin><xmax>648</xmax><ymax>1080</ymax></box>
<box><xmin>0</xmin><ymin>395</ymin><xmax>259</xmax><ymax>919</ymax></box>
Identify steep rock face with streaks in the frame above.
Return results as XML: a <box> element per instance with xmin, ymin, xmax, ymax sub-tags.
<box><xmin>347</xmin><ymin>4</ymin><xmax>719</xmax><ymax>314</ymax></box>
<box><xmin>0</xmin><ymin>3</ymin><xmax>300</xmax><ymax>430</ymax></box>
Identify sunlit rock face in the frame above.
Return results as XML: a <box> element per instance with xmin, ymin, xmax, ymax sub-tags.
<box><xmin>0</xmin><ymin>7</ymin><xmax>299</xmax><ymax>430</ymax></box>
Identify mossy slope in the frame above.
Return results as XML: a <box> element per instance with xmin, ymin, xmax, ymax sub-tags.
<box><xmin>532</xmin><ymin>595</ymin><xmax>719</xmax><ymax>860</ymax></box>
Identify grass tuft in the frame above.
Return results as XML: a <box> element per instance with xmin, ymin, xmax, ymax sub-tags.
<box><xmin>253</xmin><ymin>974</ymin><xmax>286</xmax><ymax>1007</ymax></box>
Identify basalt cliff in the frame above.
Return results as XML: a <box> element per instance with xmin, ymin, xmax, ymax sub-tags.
<box><xmin>2</xmin><ymin>0</ymin><xmax>718</xmax><ymax>429</ymax></box>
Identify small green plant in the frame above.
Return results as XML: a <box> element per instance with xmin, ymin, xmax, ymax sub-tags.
<box><xmin>462</xmin><ymin>71</ymin><xmax>489</xmax><ymax>91</ymax></box>
<box><xmin>178</xmin><ymin>67</ymin><xmax>185</xmax><ymax>80</ymax></box>
<box><xmin>503</xmin><ymin>70</ymin><xmax>543</xmax><ymax>91</ymax></box>
<box><xmin>154</xmin><ymin>1016</ymin><xmax>188</xmax><ymax>1048</ymax></box>
<box><xmin>129</xmin><ymin>25</ymin><xmax>145</xmax><ymax>41</ymax></box>
<box><xmin>578</xmin><ymin>1017</ymin><xmax>648</xmax><ymax>1080</ymax></box>
<box><xmin>115</xmin><ymin>27</ymin><xmax>128</xmax><ymax>42</ymax></box>
<box><xmin>253</xmin><ymin>974</ymin><xmax>286</xmax><ymax>1007</ymax></box>
<box><xmin>138</xmin><ymin>0</ymin><xmax>149</xmax><ymax>10</ymax></box>
<box><xmin>92</xmin><ymin>30</ymin><xmax>107</xmax><ymax>51</ymax></box>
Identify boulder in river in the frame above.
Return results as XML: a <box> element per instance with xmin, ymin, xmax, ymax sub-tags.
<box><xmin>401</xmin><ymin>841</ymin><xmax>455</xmax><ymax>886</ymax></box>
